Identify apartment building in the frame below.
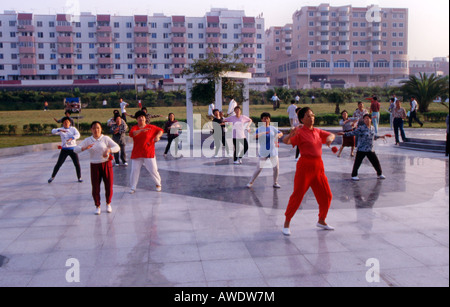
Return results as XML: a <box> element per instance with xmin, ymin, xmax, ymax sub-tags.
<box><xmin>409</xmin><ymin>57</ymin><xmax>449</xmax><ymax>77</ymax></box>
<box><xmin>0</xmin><ymin>9</ymin><xmax>267</xmax><ymax>91</ymax></box>
<box><xmin>266</xmin><ymin>4</ymin><xmax>409</xmax><ymax>89</ymax></box>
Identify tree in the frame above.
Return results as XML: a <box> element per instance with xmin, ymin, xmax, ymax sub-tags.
<box><xmin>181</xmin><ymin>52</ymin><xmax>249</xmax><ymax>105</ymax></box>
<box><xmin>401</xmin><ymin>73</ymin><xmax>449</xmax><ymax>112</ymax></box>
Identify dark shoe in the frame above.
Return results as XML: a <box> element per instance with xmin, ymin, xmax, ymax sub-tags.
<box><xmin>48</xmin><ymin>177</ymin><xmax>54</xmax><ymax>184</ymax></box>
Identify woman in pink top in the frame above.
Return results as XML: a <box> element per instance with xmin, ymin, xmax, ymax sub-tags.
<box><xmin>224</xmin><ymin>106</ymin><xmax>253</xmax><ymax>165</ymax></box>
<box><xmin>282</xmin><ymin>107</ymin><xmax>336</xmax><ymax>235</ymax></box>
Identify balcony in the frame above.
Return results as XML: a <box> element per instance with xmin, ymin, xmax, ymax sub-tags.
<box><xmin>339</xmin><ymin>15</ymin><xmax>350</xmax><ymax>22</ymax></box>
<box><xmin>206</xmin><ymin>27</ymin><xmax>221</xmax><ymax>34</ymax></box>
<box><xmin>98</xmin><ymin>68</ymin><xmax>114</xmax><ymax>75</ymax></box>
<box><xmin>20</xmin><ymin>68</ymin><xmax>37</xmax><ymax>76</ymax></box>
<box><xmin>19</xmin><ymin>47</ymin><xmax>36</xmax><ymax>54</ymax></box>
<box><xmin>339</xmin><ymin>45</ymin><xmax>350</xmax><ymax>51</ymax></box>
<box><xmin>242</xmin><ymin>57</ymin><xmax>256</xmax><ymax>64</ymax></box>
<box><xmin>171</xmin><ymin>26</ymin><xmax>187</xmax><ymax>33</ymax></box>
<box><xmin>172</xmin><ymin>57</ymin><xmax>187</xmax><ymax>64</ymax></box>
<box><xmin>20</xmin><ymin>57</ymin><xmax>36</xmax><ymax>65</ymax></box>
<box><xmin>340</xmin><ymin>35</ymin><xmax>350</xmax><ymax>41</ymax></box>
<box><xmin>98</xmin><ymin>47</ymin><xmax>113</xmax><ymax>54</ymax></box>
<box><xmin>17</xmin><ymin>25</ymin><xmax>35</xmax><ymax>32</ymax></box>
<box><xmin>172</xmin><ymin>47</ymin><xmax>187</xmax><ymax>54</ymax></box>
<box><xmin>135</xmin><ymin>67</ymin><xmax>151</xmax><ymax>75</ymax></box>
<box><xmin>172</xmin><ymin>36</ymin><xmax>187</xmax><ymax>44</ymax></box>
<box><xmin>59</xmin><ymin>68</ymin><xmax>75</xmax><ymax>75</ymax></box>
<box><xmin>134</xmin><ymin>36</ymin><xmax>150</xmax><ymax>44</ymax></box>
<box><xmin>241</xmin><ymin>37</ymin><xmax>256</xmax><ymax>44</ymax></box>
<box><xmin>58</xmin><ymin>58</ymin><xmax>75</xmax><ymax>65</ymax></box>
<box><xmin>58</xmin><ymin>46</ymin><xmax>74</xmax><ymax>54</ymax></box>
<box><xmin>206</xmin><ymin>37</ymin><xmax>220</xmax><ymax>44</ymax></box>
<box><xmin>55</xmin><ymin>25</ymin><xmax>73</xmax><ymax>32</ymax></box>
<box><xmin>173</xmin><ymin>67</ymin><xmax>184</xmax><ymax>75</ymax></box>
<box><xmin>18</xmin><ymin>36</ymin><xmax>35</xmax><ymax>43</ymax></box>
<box><xmin>135</xmin><ymin>57</ymin><xmax>151</xmax><ymax>65</ymax></box>
<box><xmin>242</xmin><ymin>27</ymin><xmax>256</xmax><ymax>34</ymax></box>
<box><xmin>97</xmin><ymin>26</ymin><xmax>112</xmax><ymax>32</ymax></box>
<box><xmin>134</xmin><ymin>26</ymin><xmax>149</xmax><ymax>33</ymax></box>
<box><xmin>241</xmin><ymin>47</ymin><xmax>256</xmax><ymax>54</ymax></box>
<box><xmin>98</xmin><ymin>57</ymin><xmax>113</xmax><ymax>64</ymax></box>
<box><xmin>320</xmin><ymin>26</ymin><xmax>330</xmax><ymax>31</ymax></box>
<box><xmin>320</xmin><ymin>35</ymin><xmax>330</xmax><ymax>41</ymax></box>
<box><xmin>320</xmin><ymin>15</ymin><xmax>330</xmax><ymax>22</ymax></box>
<box><xmin>97</xmin><ymin>36</ymin><xmax>113</xmax><ymax>43</ymax></box>
<box><xmin>320</xmin><ymin>45</ymin><xmax>330</xmax><ymax>51</ymax></box>
<box><xmin>134</xmin><ymin>46</ymin><xmax>150</xmax><ymax>54</ymax></box>
<box><xmin>57</xmin><ymin>36</ymin><xmax>74</xmax><ymax>43</ymax></box>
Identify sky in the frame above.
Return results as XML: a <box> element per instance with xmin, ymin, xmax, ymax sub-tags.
<box><xmin>3</xmin><ymin>0</ymin><xmax>449</xmax><ymax>61</ymax></box>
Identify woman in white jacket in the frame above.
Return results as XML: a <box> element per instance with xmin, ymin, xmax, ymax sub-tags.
<box><xmin>48</xmin><ymin>117</ymin><xmax>82</xmax><ymax>183</ymax></box>
<box><xmin>75</xmin><ymin>121</ymin><xmax>120</xmax><ymax>215</ymax></box>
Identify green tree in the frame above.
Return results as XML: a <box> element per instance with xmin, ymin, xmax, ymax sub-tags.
<box><xmin>401</xmin><ymin>73</ymin><xmax>449</xmax><ymax>112</ymax></box>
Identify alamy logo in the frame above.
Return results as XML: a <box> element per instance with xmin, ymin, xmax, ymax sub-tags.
<box><xmin>65</xmin><ymin>258</ymin><xmax>80</xmax><ymax>283</ymax></box>
<box><xmin>366</xmin><ymin>5</ymin><xmax>382</xmax><ymax>23</ymax></box>
<box><xmin>365</xmin><ymin>258</ymin><xmax>380</xmax><ymax>283</ymax></box>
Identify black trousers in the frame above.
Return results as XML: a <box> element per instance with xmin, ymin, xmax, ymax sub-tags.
<box><xmin>114</xmin><ymin>143</ymin><xmax>127</xmax><ymax>164</ymax></box>
<box><xmin>164</xmin><ymin>134</ymin><xmax>179</xmax><ymax>155</ymax></box>
<box><xmin>351</xmin><ymin>151</ymin><xmax>382</xmax><ymax>177</ymax></box>
<box><xmin>52</xmin><ymin>148</ymin><xmax>81</xmax><ymax>179</ymax></box>
<box><xmin>233</xmin><ymin>138</ymin><xmax>249</xmax><ymax>161</ymax></box>
<box><xmin>409</xmin><ymin>110</ymin><xmax>423</xmax><ymax>127</ymax></box>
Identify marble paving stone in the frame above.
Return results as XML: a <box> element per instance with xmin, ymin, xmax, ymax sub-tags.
<box><xmin>0</xmin><ymin>128</ymin><xmax>448</xmax><ymax>287</ymax></box>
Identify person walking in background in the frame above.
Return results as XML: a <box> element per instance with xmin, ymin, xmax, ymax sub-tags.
<box><xmin>353</xmin><ymin>101</ymin><xmax>368</xmax><ymax>127</ymax></box>
<box><xmin>271</xmin><ymin>93</ymin><xmax>281</xmax><ymax>110</ymax></box>
<box><xmin>164</xmin><ymin>113</ymin><xmax>182</xmax><ymax>158</ymax></box>
<box><xmin>339</xmin><ymin>114</ymin><xmax>390</xmax><ymax>181</ymax></box>
<box><xmin>227</xmin><ymin>97</ymin><xmax>238</xmax><ymax>117</ymax></box>
<box><xmin>48</xmin><ymin>117</ymin><xmax>82</xmax><ymax>184</ymax></box>
<box><xmin>119</xmin><ymin>98</ymin><xmax>129</xmax><ymax>123</ymax></box>
<box><xmin>337</xmin><ymin>110</ymin><xmax>357</xmax><ymax>158</ymax></box>
<box><xmin>129</xmin><ymin>111</ymin><xmax>164</xmax><ymax>194</ymax></box>
<box><xmin>392</xmin><ymin>100</ymin><xmax>408</xmax><ymax>145</ymax></box>
<box><xmin>287</xmin><ymin>100</ymin><xmax>299</xmax><ymax>128</ymax></box>
<box><xmin>409</xmin><ymin>96</ymin><xmax>423</xmax><ymax>127</ymax></box>
<box><xmin>388</xmin><ymin>97</ymin><xmax>397</xmax><ymax>130</ymax></box>
<box><xmin>53</xmin><ymin>110</ymin><xmax>74</xmax><ymax>126</ymax></box>
<box><xmin>247</xmin><ymin>112</ymin><xmax>283</xmax><ymax>189</ymax></box>
<box><xmin>110</xmin><ymin>115</ymin><xmax>128</xmax><ymax>166</ymax></box>
<box><xmin>44</xmin><ymin>101</ymin><xmax>49</xmax><ymax>111</ymax></box>
<box><xmin>224</xmin><ymin>106</ymin><xmax>253</xmax><ymax>165</ymax></box>
<box><xmin>282</xmin><ymin>107</ymin><xmax>336</xmax><ymax>235</ymax></box>
<box><xmin>208</xmin><ymin>102</ymin><xmax>215</xmax><ymax>119</ymax></box>
<box><xmin>75</xmin><ymin>121</ymin><xmax>120</xmax><ymax>215</ymax></box>
<box><xmin>369</xmin><ymin>96</ymin><xmax>381</xmax><ymax>135</ymax></box>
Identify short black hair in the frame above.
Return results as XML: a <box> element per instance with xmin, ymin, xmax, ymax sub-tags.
<box><xmin>260</xmin><ymin>112</ymin><xmax>271</xmax><ymax>120</ymax></box>
<box><xmin>298</xmin><ymin>107</ymin><xmax>312</xmax><ymax>123</ymax></box>
<box><xmin>341</xmin><ymin>110</ymin><xmax>348</xmax><ymax>116</ymax></box>
<box><xmin>134</xmin><ymin>111</ymin><xmax>147</xmax><ymax>119</ymax></box>
<box><xmin>363</xmin><ymin>114</ymin><xmax>372</xmax><ymax>119</ymax></box>
<box><xmin>61</xmin><ymin>117</ymin><xmax>72</xmax><ymax>124</ymax></box>
<box><xmin>91</xmin><ymin>121</ymin><xmax>102</xmax><ymax>128</ymax></box>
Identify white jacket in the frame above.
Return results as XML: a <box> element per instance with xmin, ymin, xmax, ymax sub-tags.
<box><xmin>52</xmin><ymin>126</ymin><xmax>80</xmax><ymax>148</ymax></box>
<box><xmin>74</xmin><ymin>135</ymin><xmax>120</xmax><ymax>164</ymax></box>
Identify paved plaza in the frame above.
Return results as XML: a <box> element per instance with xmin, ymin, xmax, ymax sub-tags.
<box><xmin>0</xmin><ymin>127</ymin><xmax>448</xmax><ymax>287</ymax></box>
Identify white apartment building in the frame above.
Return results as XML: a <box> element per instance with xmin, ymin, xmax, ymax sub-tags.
<box><xmin>0</xmin><ymin>9</ymin><xmax>268</xmax><ymax>91</ymax></box>
<box><xmin>266</xmin><ymin>4</ymin><xmax>410</xmax><ymax>89</ymax></box>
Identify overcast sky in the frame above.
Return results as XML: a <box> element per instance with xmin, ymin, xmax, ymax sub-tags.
<box><xmin>3</xmin><ymin>0</ymin><xmax>449</xmax><ymax>61</ymax></box>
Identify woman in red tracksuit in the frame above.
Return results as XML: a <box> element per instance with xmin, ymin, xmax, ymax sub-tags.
<box><xmin>282</xmin><ymin>107</ymin><xmax>336</xmax><ymax>236</ymax></box>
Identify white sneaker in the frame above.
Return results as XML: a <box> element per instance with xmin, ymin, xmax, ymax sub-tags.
<box><xmin>282</xmin><ymin>228</ymin><xmax>291</xmax><ymax>236</ymax></box>
<box><xmin>273</xmin><ymin>183</ymin><xmax>281</xmax><ymax>189</ymax></box>
<box><xmin>378</xmin><ymin>174</ymin><xmax>386</xmax><ymax>180</ymax></box>
<box><xmin>106</xmin><ymin>204</ymin><xmax>112</xmax><ymax>213</ymax></box>
<box><xmin>316</xmin><ymin>223</ymin><xmax>335</xmax><ymax>230</ymax></box>
<box><xmin>129</xmin><ymin>189</ymin><xmax>135</xmax><ymax>194</ymax></box>
<box><xmin>115</xmin><ymin>163</ymin><xmax>120</xmax><ymax>167</ymax></box>
<box><xmin>156</xmin><ymin>186</ymin><xmax>162</xmax><ymax>192</ymax></box>
<box><xmin>351</xmin><ymin>176</ymin><xmax>360</xmax><ymax>181</ymax></box>
<box><xmin>233</xmin><ymin>160</ymin><xmax>240</xmax><ymax>165</ymax></box>
<box><xmin>246</xmin><ymin>182</ymin><xmax>253</xmax><ymax>188</ymax></box>
<box><xmin>239</xmin><ymin>158</ymin><xmax>242</xmax><ymax>164</ymax></box>
<box><xmin>124</xmin><ymin>162</ymin><xmax>128</xmax><ymax>166</ymax></box>
<box><xmin>95</xmin><ymin>207</ymin><xmax>101</xmax><ymax>215</ymax></box>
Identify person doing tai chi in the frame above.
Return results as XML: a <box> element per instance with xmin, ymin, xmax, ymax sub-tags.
<box><xmin>48</xmin><ymin>117</ymin><xmax>82</xmax><ymax>184</ymax></box>
<box><xmin>75</xmin><ymin>121</ymin><xmax>120</xmax><ymax>215</ymax></box>
<box><xmin>246</xmin><ymin>112</ymin><xmax>283</xmax><ymax>189</ymax></box>
<box><xmin>282</xmin><ymin>107</ymin><xmax>336</xmax><ymax>236</ymax></box>
<box><xmin>129</xmin><ymin>111</ymin><xmax>164</xmax><ymax>194</ymax></box>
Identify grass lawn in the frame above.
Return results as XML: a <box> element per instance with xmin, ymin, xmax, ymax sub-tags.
<box><xmin>1</xmin><ymin>101</ymin><xmax>447</xmax><ymax>148</ymax></box>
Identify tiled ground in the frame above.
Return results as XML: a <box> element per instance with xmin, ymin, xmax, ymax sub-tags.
<box><xmin>0</xmin><ymin>127</ymin><xmax>448</xmax><ymax>287</ymax></box>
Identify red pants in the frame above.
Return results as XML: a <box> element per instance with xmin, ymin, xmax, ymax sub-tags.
<box><xmin>90</xmin><ymin>161</ymin><xmax>113</xmax><ymax>207</ymax></box>
<box><xmin>285</xmin><ymin>157</ymin><xmax>332</xmax><ymax>222</ymax></box>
